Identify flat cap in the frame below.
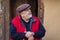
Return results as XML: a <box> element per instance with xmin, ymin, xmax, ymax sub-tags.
<box><xmin>16</xmin><ymin>4</ymin><xmax>31</xmax><ymax>13</ymax></box>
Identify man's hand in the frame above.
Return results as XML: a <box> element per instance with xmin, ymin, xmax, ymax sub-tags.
<box><xmin>28</xmin><ymin>36</ymin><xmax>34</xmax><ymax>40</ymax></box>
<box><xmin>25</xmin><ymin>31</ymin><xmax>34</xmax><ymax>38</ymax></box>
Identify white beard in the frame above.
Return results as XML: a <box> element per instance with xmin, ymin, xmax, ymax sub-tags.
<box><xmin>25</xmin><ymin>13</ymin><xmax>32</xmax><ymax>19</ymax></box>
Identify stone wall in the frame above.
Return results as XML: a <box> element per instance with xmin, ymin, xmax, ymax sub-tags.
<box><xmin>0</xmin><ymin>0</ymin><xmax>10</xmax><ymax>40</ymax></box>
<box><xmin>0</xmin><ymin>0</ymin><xmax>4</xmax><ymax>40</ymax></box>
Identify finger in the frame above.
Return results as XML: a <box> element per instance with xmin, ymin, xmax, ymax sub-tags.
<box><xmin>28</xmin><ymin>36</ymin><xmax>34</xmax><ymax>40</ymax></box>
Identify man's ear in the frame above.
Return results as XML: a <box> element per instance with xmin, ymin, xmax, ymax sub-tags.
<box><xmin>20</xmin><ymin>13</ymin><xmax>23</xmax><ymax>17</ymax></box>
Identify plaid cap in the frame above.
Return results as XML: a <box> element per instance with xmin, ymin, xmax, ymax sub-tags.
<box><xmin>16</xmin><ymin>4</ymin><xmax>31</xmax><ymax>13</ymax></box>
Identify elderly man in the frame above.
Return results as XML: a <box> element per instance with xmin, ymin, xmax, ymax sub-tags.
<box><xmin>10</xmin><ymin>4</ymin><xmax>46</xmax><ymax>40</ymax></box>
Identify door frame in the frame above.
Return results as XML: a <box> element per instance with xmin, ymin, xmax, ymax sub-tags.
<box><xmin>3</xmin><ymin>0</ymin><xmax>43</xmax><ymax>40</ymax></box>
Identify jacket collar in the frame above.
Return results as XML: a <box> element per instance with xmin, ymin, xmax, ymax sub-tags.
<box><xmin>30</xmin><ymin>17</ymin><xmax>36</xmax><ymax>22</ymax></box>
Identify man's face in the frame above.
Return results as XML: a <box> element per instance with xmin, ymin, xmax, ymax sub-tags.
<box><xmin>20</xmin><ymin>8</ymin><xmax>32</xmax><ymax>19</ymax></box>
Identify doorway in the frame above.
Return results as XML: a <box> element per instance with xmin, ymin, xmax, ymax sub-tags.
<box><xmin>1</xmin><ymin>0</ymin><xmax>44</xmax><ymax>40</ymax></box>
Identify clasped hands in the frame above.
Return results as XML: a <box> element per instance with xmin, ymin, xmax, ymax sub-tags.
<box><xmin>25</xmin><ymin>31</ymin><xmax>34</xmax><ymax>40</ymax></box>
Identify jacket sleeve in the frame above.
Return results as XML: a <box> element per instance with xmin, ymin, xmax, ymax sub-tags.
<box><xmin>34</xmin><ymin>23</ymin><xmax>46</xmax><ymax>38</ymax></box>
<box><xmin>10</xmin><ymin>23</ymin><xmax>26</xmax><ymax>40</ymax></box>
